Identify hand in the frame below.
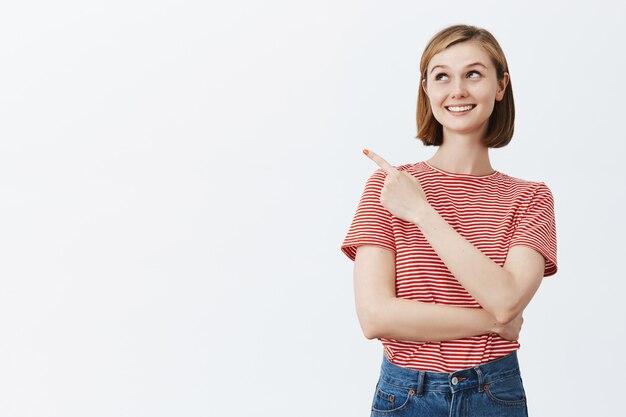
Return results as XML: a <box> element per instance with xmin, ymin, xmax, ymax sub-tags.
<box><xmin>493</xmin><ymin>314</ymin><xmax>523</xmax><ymax>341</ymax></box>
<box><xmin>363</xmin><ymin>149</ymin><xmax>429</xmax><ymax>224</ymax></box>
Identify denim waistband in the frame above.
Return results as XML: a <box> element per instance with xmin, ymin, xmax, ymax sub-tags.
<box><xmin>379</xmin><ymin>351</ymin><xmax>521</xmax><ymax>395</ymax></box>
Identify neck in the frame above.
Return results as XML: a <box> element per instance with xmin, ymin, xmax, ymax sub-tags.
<box><xmin>427</xmin><ymin>129</ymin><xmax>494</xmax><ymax>176</ymax></box>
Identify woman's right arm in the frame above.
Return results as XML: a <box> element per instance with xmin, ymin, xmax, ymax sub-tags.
<box><xmin>354</xmin><ymin>245</ymin><xmax>521</xmax><ymax>342</ymax></box>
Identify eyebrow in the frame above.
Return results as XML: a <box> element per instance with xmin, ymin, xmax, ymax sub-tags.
<box><xmin>429</xmin><ymin>62</ymin><xmax>488</xmax><ymax>74</ymax></box>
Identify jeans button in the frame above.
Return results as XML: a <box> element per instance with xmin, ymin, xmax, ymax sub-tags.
<box><xmin>451</xmin><ymin>377</ymin><xmax>459</xmax><ymax>385</ymax></box>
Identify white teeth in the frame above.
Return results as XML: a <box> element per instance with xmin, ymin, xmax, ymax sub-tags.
<box><xmin>447</xmin><ymin>105</ymin><xmax>475</xmax><ymax>112</ymax></box>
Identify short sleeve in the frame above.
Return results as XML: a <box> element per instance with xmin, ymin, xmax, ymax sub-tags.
<box><xmin>340</xmin><ymin>169</ymin><xmax>396</xmax><ymax>261</ymax></box>
<box><xmin>509</xmin><ymin>182</ymin><xmax>558</xmax><ymax>277</ymax></box>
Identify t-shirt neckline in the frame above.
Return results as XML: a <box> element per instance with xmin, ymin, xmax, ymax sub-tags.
<box><xmin>422</xmin><ymin>161</ymin><xmax>500</xmax><ymax>179</ymax></box>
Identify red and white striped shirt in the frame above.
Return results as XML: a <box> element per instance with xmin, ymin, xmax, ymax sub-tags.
<box><xmin>341</xmin><ymin>161</ymin><xmax>558</xmax><ymax>372</ymax></box>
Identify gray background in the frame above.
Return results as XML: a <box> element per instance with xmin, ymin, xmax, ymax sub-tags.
<box><xmin>1</xmin><ymin>0</ymin><xmax>624</xmax><ymax>416</ymax></box>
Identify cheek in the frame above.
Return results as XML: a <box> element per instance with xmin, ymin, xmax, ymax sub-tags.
<box><xmin>426</xmin><ymin>90</ymin><xmax>447</xmax><ymax>109</ymax></box>
<box><xmin>429</xmin><ymin>101</ymin><xmax>446</xmax><ymax>123</ymax></box>
<box><xmin>478</xmin><ymin>91</ymin><xmax>498</xmax><ymax>112</ymax></box>
<box><xmin>427</xmin><ymin>86</ymin><xmax>445</xmax><ymax>100</ymax></box>
<box><xmin>428</xmin><ymin>99</ymin><xmax>447</xmax><ymax>124</ymax></box>
<box><xmin>474</xmin><ymin>84</ymin><xmax>500</xmax><ymax>103</ymax></box>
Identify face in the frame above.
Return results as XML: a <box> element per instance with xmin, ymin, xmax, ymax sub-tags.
<box><xmin>422</xmin><ymin>41</ymin><xmax>509</xmax><ymax>140</ymax></box>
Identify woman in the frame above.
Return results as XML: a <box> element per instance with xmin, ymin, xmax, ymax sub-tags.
<box><xmin>341</xmin><ymin>25</ymin><xmax>557</xmax><ymax>416</ymax></box>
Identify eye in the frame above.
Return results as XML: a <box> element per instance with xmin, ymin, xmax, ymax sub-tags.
<box><xmin>467</xmin><ymin>70</ymin><xmax>482</xmax><ymax>79</ymax></box>
<box><xmin>434</xmin><ymin>73</ymin><xmax>448</xmax><ymax>81</ymax></box>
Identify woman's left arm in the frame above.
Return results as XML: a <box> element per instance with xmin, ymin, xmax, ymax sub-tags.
<box><xmin>364</xmin><ymin>149</ymin><xmax>547</xmax><ymax>324</ymax></box>
<box><xmin>415</xmin><ymin>207</ymin><xmax>544</xmax><ymax>324</ymax></box>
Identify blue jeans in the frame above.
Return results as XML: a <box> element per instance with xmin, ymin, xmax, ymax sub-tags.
<box><xmin>370</xmin><ymin>351</ymin><xmax>528</xmax><ymax>417</ymax></box>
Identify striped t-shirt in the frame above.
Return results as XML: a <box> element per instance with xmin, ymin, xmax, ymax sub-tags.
<box><xmin>341</xmin><ymin>161</ymin><xmax>558</xmax><ymax>373</ymax></box>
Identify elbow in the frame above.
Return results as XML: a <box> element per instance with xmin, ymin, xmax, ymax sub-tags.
<box><xmin>494</xmin><ymin>311</ymin><xmax>516</xmax><ymax>326</ymax></box>
<box><xmin>493</xmin><ymin>304</ymin><xmax>523</xmax><ymax>326</ymax></box>
<box><xmin>362</xmin><ymin>325</ymin><xmax>379</xmax><ymax>340</ymax></box>
<box><xmin>360</xmin><ymin>315</ymin><xmax>382</xmax><ymax>340</ymax></box>
<box><xmin>357</xmin><ymin>305</ymin><xmax>385</xmax><ymax>340</ymax></box>
<box><xmin>488</xmin><ymin>290</ymin><xmax>525</xmax><ymax>325</ymax></box>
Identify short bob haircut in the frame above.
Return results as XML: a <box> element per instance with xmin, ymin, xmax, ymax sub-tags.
<box><xmin>417</xmin><ymin>25</ymin><xmax>514</xmax><ymax>148</ymax></box>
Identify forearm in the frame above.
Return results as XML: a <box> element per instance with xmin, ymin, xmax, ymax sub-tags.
<box><xmin>415</xmin><ymin>205</ymin><xmax>517</xmax><ymax>322</ymax></box>
<box><xmin>360</xmin><ymin>297</ymin><xmax>498</xmax><ymax>342</ymax></box>
<box><xmin>353</xmin><ymin>245</ymin><xmax>505</xmax><ymax>342</ymax></box>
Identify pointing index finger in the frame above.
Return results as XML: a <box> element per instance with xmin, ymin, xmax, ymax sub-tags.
<box><xmin>363</xmin><ymin>149</ymin><xmax>397</xmax><ymax>174</ymax></box>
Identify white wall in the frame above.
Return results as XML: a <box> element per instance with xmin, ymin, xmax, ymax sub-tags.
<box><xmin>1</xmin><ymin>1</ymin><xmax>624</xmax><ymax>416</ymax></box>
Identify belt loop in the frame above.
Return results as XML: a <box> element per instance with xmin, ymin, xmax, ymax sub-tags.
<box><xmin>474</xmin><ymin>365</ymin><xmax>485</xmax><ymax>392</ymax></box>
<box><xmin>416</xmin><ymin>371</ymin><xmax>425</xmax><ymax>397</ymax></box>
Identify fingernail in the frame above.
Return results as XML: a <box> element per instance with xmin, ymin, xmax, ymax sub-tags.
<box><xmin>362</xmin><ymin>149</ymin><xmax>369</xmax><ymax>155</ymax></box>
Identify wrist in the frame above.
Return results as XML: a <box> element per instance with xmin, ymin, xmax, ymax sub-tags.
<box><xmin>412</xmin><ymin>203</ymin><xmax>436</xmax><ymax>228</ymax></box>
<box><xmin>466</xmin><ymin>308</ymin><xmax>499</xmax><ymax>336</ymax></box>
<box><xmin>478</xmin><ymin>309</ymin><xmax>500</xmax><ymax>334</ymax></box>
<box><xmin>490</xmin><ymin>319</ymin><xmax>502</xmax><ymax>335</ymax></box>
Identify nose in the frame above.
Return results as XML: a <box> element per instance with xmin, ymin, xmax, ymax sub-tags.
<box><xmin>450</xmin><ymin>78</ymin><xmax>468</xmax><ymax>99</ymax></box>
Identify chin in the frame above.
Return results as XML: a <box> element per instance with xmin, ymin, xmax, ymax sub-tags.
<box><xmin>441</xmin><ymin>122</ymin><xmax>490</xmax><ymax>137</ymax></box>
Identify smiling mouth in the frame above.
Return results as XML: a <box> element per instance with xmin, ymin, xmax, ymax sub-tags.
<box><xmin>445</xmin><ymin>104</ymin><xmax>476</xmax><ymax>113</ymax></box>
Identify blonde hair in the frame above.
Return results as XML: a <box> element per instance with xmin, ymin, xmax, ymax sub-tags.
<box><xmin>416</xmin><ymin>25</ymin><xmax>515</xmax><ymax>148</ymax></box>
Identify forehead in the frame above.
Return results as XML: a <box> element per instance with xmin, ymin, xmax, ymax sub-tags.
<box><xmin>427</xmin><ymin>41</ymin><xmax>493</xmax><ymax>71</ymax></box>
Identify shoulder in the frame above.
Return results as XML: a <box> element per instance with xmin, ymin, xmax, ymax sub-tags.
<box><xmin>498</xmin><ymin>172</ymin><xmax>553</xmax><ymax>193</ymax></box>
<box><xmin>497</xmin><ymin>173</ymin><xmax>555</xmax><ymax>209</ymax></box>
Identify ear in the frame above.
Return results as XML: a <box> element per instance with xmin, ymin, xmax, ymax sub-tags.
<box><xmin>495</xmin><ymin>72</ymin><xmax>510</xmax><ymax>102</ymax></box>
<box><xmin>421</xmin><ymin>78</ymin><xmax>428</xmax><ymax>96</ymax></box>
